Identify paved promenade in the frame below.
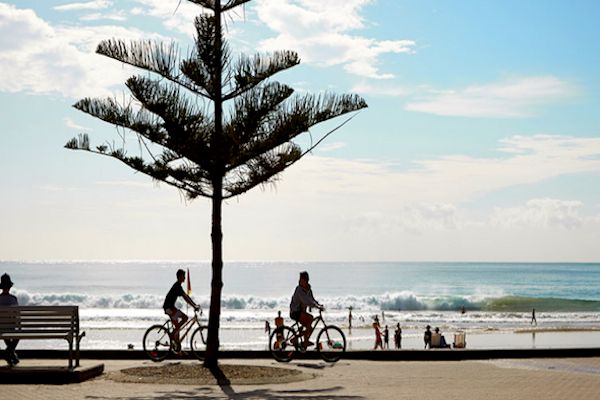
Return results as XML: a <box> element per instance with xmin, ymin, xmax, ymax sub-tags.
<box><xmin>2</xmin><ymin>357</ymin><xmax>600</xmax><ymax>399</ymax></box>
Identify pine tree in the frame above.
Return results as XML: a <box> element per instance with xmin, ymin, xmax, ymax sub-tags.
<box><xmin>65</xmin><ymin>0</ymin><xmax>367</xmax><ymax>367</ymax></box>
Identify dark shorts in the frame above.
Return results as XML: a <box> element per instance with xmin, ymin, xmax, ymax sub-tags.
<box><xmin>290</xmin><ymin>311</ymin><xmax>301</xmax><ymax>321</ymax></box>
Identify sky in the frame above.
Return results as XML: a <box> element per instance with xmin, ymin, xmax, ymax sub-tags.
<box><xmin>1</xmin><ymin>0</ymin><xmax>600</xmax><ymax>262</ymax></box>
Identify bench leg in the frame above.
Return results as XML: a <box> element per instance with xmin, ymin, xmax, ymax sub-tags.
<box><xmin>76</xmin><ymin>336</ymin><xmax>80</xmax><ymax>368</ymax></box>
<box><xmin>68</xmin><ymin>340</ymin><xmax>73</xmax><ymax>369</ymax></box>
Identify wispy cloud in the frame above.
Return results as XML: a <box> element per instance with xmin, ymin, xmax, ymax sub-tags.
<box><xmin>54</xmin><ymin>1</ymin><xmax>112</xmax><ymax>12</ymax></box>
<box><xmin>316</xmin><ymin>142</ymin><xmax>346</xmax><ymax>152</ymax></box>
<box><xmin>405</xmin><ymin>76</ymin><xmax>577</xmax><ymax>118</ymax></box>
<box><xmin>80</xmin><ymin>11</ymin><xmax>127</xmax><ymax>22</ymax></box>
<box><xmin>490</xmin><ymin>198</ymin><xmax>584</xmax><ymax>229</ymax></box>
<box><xmin>352</xmin><ymin>82</ymin><xmax>410</xmax><ymax>97</ymax></box>
<box><xmin>64</xmin><ymin>117</ymin><xmax>90</xmax><ymax>131</ymax></box>
<box><xmin>254</xmin><ymin>0</ymin><xmax>415</xmax><ymax>79</ymax></box>
<box><xmin>346</xmin><ymin>204</ymin><xmax>458</xmax><ymax>234</ymax></box>
<box><xmin>275</xmin><ymin>135</ymin><xmax>600</xmax><ymax>205</ymax></box>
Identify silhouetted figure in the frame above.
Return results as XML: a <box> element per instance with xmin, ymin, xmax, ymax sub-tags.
<box><xmin>265</xmin><ymin>320</ymin><xmax>271</xmax><ymax>335</ymax></box>
<box><xmin>348</xmin><ymin>306</ymin><xmax>353</xmax><ymax>334</ymax></box>
<box><xmin>435</xmin><ymin>327</ymin><xmax>450</xmax><ymax>348</ymax></box>
<box><xmin>424</xmin><ymin>325</ymin><xmax>432</xmax><ymax>349</ymax></box>
<box><xmin>394</xmin><ymin>323</ymin><xmax>402</xmax><ymax>349</ymax></box>
<box><xmin>372</xmin><ymin>316</ymin><xmax>383</xmax><ymax>350</ymax></box>
<box><xmin>383</xmin><ymin>325</ymin><xmax>389</xmax><ymax>349</ymax></box>
<box><xmin>1</xmin><ymin>273</ymin><xmax>19</xmax><ymax>366</ymax></box>
<box><xmin>531</xmin><ymin>308</ymin><xmax>537</xmax><ymax>326</ymax></box>
<box><xmin>461</xmin><ymin>305</ymin><xmax>466</xmax><ymax>314</ymax></box>
<box><xmin>290</xmin><ymin>271</ymin><xmax>322</xmax><ymax>349</ymax></box>
<box><xmin>163</xmin><ymin>269</ymin><xmax>199</xmax><ymax>352</ymax></box>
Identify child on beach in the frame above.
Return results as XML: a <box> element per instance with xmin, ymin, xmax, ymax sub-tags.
<box><xmin>373</xmin><ymin>316</ymin><xmax>383</xmax><ymax>350</ymax></box>
<box><xmin>289</xmin><ymin>271</ymin><xmax>323</xmax><ymax>349</ymax></box>
<box><xmin>163</xmin><ymin>269</ymin><xmax>200</xmax><ymax>351</ymax></box>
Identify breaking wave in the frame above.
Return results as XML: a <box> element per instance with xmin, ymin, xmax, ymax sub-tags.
<box><xmin>11</xmin><ymin>290</ymin><xmax>600</xmax><ymax>312</ymax></box>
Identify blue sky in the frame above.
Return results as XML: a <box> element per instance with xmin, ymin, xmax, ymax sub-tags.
<box><xmin>1</xmin><ymin>0</ymin><xmax>600</xmax><ymax>261</ymax></box>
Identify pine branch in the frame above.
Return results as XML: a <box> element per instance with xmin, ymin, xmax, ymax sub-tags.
<box><xmin>97</xmin><ymin>38</ymin><xmax>212</xmax><ymax>99</ymax></box>
<box><xmin>224</xmin><ymin>51</ymin><xmax>300</xmax><ymax>100</ymax></box>
<box><xmin>224</xmin><ymin>144</ymin><xmax>302</xmax><ymax>198</ymax></box>
<box><xmin>65</xmin><ymin>133</ymin><xmax>213</xmax><ymax>198</ymax></box>
<box><xmin>223</xmin><ymin>0</ymin><xmax>250</xmax><ymax>11</ymax></box>
<box><xmin>74</xmin><ymin>97</ymin><xmax>169</xmax><ymax>146</ymax></box>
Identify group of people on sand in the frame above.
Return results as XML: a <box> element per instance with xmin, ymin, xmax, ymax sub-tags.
<box><xmin>423</xmin><ymin>325</ymin><xmax>451</xmax><ymax>349</ymax></box>
<box><xmin>372</xmin><ymin>316</ymin><xmax>402</xmax><ymax>350</ymax></box>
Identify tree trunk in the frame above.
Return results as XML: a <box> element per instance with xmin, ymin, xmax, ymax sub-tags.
<box><xmin>204</xmin><ymin>1</ymin><xmax>223</xmax><ymax>369</ymax></box>
<box><xmin>204</xmin><ymin>177</ymin><xmax>223</xmax><ymax>368</ymax></box>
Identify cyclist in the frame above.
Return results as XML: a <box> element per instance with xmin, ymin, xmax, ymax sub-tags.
<box><xmin>163</xmin><ymin>269</ymin><xmax>199</xmax><ymax>351</ymax></box>
<box><xmin>289</xmin><ymin>271</ymin><xmax>323</xmax><ymax>348</ymax></box>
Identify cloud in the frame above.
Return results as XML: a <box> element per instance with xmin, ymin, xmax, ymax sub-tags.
<box><xmin>64</xmin><ymin>117</ymin><xmax>91</xmax><ymax>131</ymax></box>
<box><xmin>490</xmin><ymin>198</ymin><xmax>584</xmax><ymax>229</ymax></box>
<box><xmin>131</xmin><ymin>0</ymin><xmax>206</xmax><ymax>36</ymax></box>
<box><xmin>352</xmin><ymin>82</ymin><xmax>410</xmax><ymax>97</ymax></box>
<box><xmin>54</xmin><ymin>1</ymin><xmax>112</xmax><ymax>11</ymax></box>
<box><xmin>316</xmin><ymin>142</ymin><xmax>346</xmax><ymax>152</ymax></box>
<box><xmin>254</xmin><ymin>0</ymin><xmax>415</xmax><ymax>79</ymax></box>
<box><xmin>345</xmin><ymin>203</ymin><xmax>458</xmax><ymax>234</ymax></box>
<box><xmin>405</xmin><ymin>76</ymin><xmax>577</xmax><ymax>118</ymax></box>
<box><xmin>80</xmin><ymin>11</ymin><xmax>127</xmax><ymax>21</ymax></box>
<box><xmin>0</xmin><ymin>3</ymin><xmax>164</xmax><ymax>98</ymax></box>
<box><xmin>273</xmin><ymin>135</ymin><xmax>600</xmax><ymax>205</ymax></box>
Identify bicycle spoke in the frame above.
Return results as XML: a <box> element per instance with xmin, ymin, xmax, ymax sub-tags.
<box><xmin>190</xmin><ymin>326</ymin><xmax>207</xmax><ymax>361</ymax></box>
<box><xmin>143</xmin><ymin>325</ymin><xmax>171</xmax><ymax>362</ymax></box>
<box><xmin>270</xmin><ymin>326</ymin><xmax>297</xmax><ymax>362</ymax></box>
<box><xmin>317</xmin><ymin>325</ymin><xmax>346</xmax><ymax>362</ymax></box>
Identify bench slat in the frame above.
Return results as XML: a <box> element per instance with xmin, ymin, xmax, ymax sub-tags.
<box><xmin>0</xmin><ymin>334</ymin><xmax>71</xmax><ymax>340</ymax></box>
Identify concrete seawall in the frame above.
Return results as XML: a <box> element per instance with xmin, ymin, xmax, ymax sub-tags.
<box><xmin>16</xmin><ymin>348</ymin><xmax>600</xmax><ymax>361</ymax></box>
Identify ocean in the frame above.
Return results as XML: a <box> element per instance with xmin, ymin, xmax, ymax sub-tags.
<box><xmin>2</xmin><ymin>261</ymin><xmax>600</xmax><ymax>350</ymax></box>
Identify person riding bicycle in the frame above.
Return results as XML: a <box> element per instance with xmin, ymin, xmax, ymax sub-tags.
<box><xmin>289</xmin><ymin>271</ymin><xmax>323</xmax><ymax>349</ymax></box>
<box><xmin>163</xmin><ymin>269</ymin><xmax>199</xmax><ymax>351</ymax></box>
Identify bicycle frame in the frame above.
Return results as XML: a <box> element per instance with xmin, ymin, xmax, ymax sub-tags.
<box><xmin>289</xmin><ymin>309</ymin><xmax>327</xmax><ymax>341</ymax></box>
<box><xmin>163</xmin><ymin>308</ymin><xmax>203</xmax><ymax>342</ymax></box>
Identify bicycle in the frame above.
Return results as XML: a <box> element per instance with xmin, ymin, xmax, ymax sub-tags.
<box><xmin>269</xmin><ymin>308</ymin><xmax>346</xmax><ymax>363</ymax></box>
<box><xmin>143</xmin><ymin>307</ymin><xmax>207</xmax><ymax>362</ymax></box>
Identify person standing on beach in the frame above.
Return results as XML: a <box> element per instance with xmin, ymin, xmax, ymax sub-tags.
<box><xmin>289</xmin><ymin>271</ymin><xmax>323</xmax><ymax>349</ymax></box>
<box><xmin>0</xmin><ymin>273</ymin><xmax>19</xmax><ymax>366</ymax></box>
<box><xmin>424</xmin><ymin>325</ymin><xmax>432</xmax><ymax>349</ymax></box>
<box><xmin>348</xmin><ymin>306</ymin><xmax>353</xmax><ymax>334</ymax></box>
<box><xmin>372</xmin><ymin>316</ymin><xmax>383</xmax><ymax>350</ymax></box>
<box><xmin>383</xmin><ymin>325</ymin><xmax>389</xmax><ymax>349</ymax></box>
<box><xmin>394</xmin><ymin>323</ymin><xmax>402</xmax><ymax>349</ymax></box>
<box><xmin>163</xmin><ymin>269</ymin><xmax>200</xmax><ymax>351</ymax></box>
<box><xmin>531</xmin><ymin>308</ymin><xmax>537</xmax><ymax>325</ymax></box>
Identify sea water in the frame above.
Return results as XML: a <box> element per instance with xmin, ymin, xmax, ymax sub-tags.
<box><xmin>1</xmin><ymin>261</ymin><xmax>600</xmax><ymax>350</ymax></box>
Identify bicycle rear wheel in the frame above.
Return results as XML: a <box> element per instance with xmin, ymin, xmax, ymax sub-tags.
<box><xmin>143</xmin><ymin>324</ymin><xmax>171</xmax><ymax>362</ymax></box>
<box><xmin>190</xmin><ymin>326</ymin><xmax>207</xmax><ymax>361</ymax></box>
<box><xmin>317</xmin><ymin>325</ymin><xmax>346</xmax><ymax>362</ymax></box>
<box><xmin>269</xmin><ymin>326</ymin><xmax>297</xmax><ymax>362</ymax></box>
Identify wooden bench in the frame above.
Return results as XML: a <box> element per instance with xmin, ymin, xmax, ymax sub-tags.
<box><xmin>0</xmin><ymin>306</ymin><xmax>85</xmax><ymax>369</ymax></box>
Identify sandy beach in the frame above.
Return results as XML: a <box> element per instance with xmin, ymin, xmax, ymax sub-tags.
<box><xmin>2</xmin><ymin>357</ymin><xmax>600</xmax><ymax>399</ymax></box>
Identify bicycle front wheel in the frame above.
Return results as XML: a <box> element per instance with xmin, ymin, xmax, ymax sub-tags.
<box><xmin>143</xmin><ymin>324</ymin><xmax>171</xmax><ymax>362</ymax></box>
<box><xmin>190</xmin><ymin>326</ymin><xmax>207</xmax><ymax>361</ymax></box>
<box><xmin>269</xmin><ymin>326</ymin><xmax>297</xmax><ymax>362</ymax></box>
<box><xmin>317</xmin><ymin>325</ymin><xmax>346</xmax><ymax>362</ymax></box>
